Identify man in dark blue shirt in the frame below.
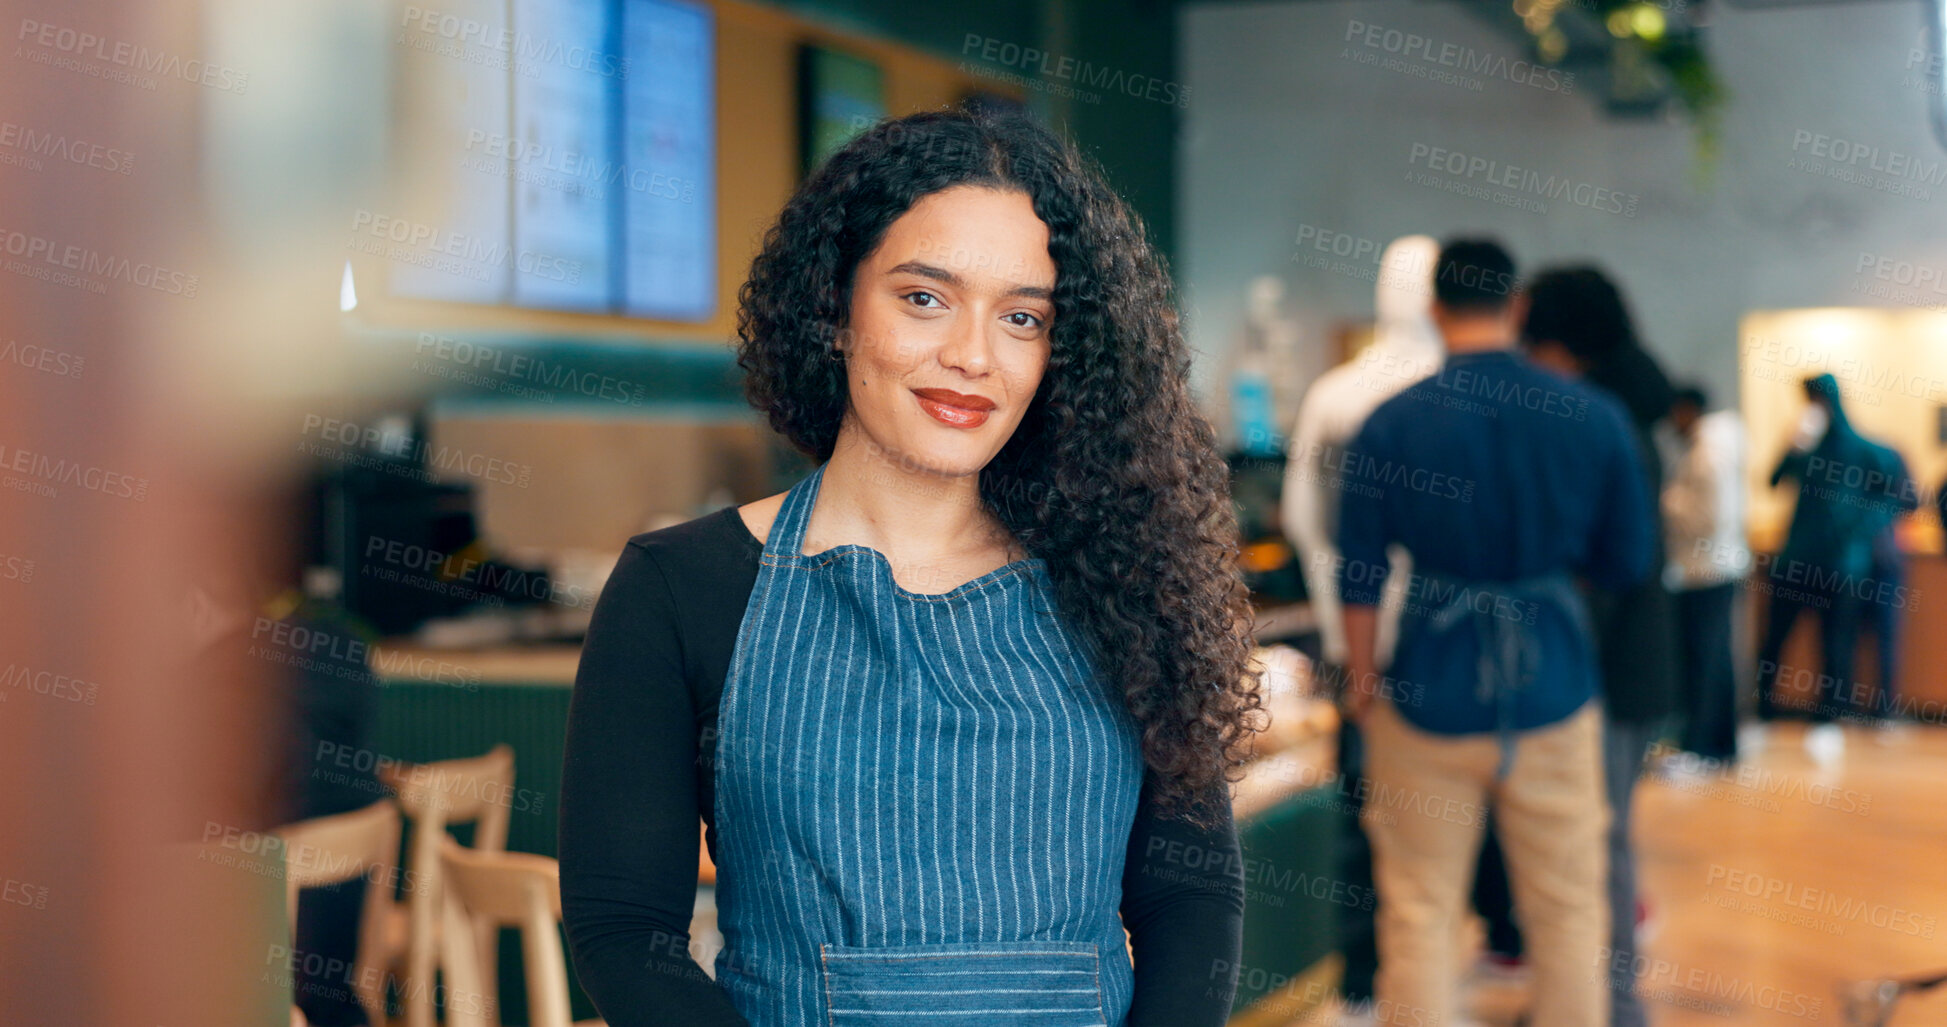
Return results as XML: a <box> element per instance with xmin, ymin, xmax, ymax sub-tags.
<box><xmin>1333</xmin><ymin>239</ymin><xmax>1653</xmax><ymax>1027</ymax></box>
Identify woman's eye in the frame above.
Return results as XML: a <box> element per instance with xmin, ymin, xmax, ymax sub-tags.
<box><xmin>1004</xmin><ymin>311</ymin><xmax>1044</xmax><ymax>328</ymax></box>
<box><xmin>903</xmin><ymin>291</ymin><xmax>942</xmax><ymax>309</ymax></box>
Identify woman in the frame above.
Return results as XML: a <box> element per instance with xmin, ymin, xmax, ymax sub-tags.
<box><xmin>560</xmin><ymin>109</ymin><xmax>1262</xmax><ymax>1027</ymax></box>
<box><xmin>1520</xmin><ymin>265</ymin><xmax>1677</xmax><ymax>1027</ymax></box>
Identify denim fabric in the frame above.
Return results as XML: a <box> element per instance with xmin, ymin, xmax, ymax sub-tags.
<box><xmin>713</xmin><ymin>464</ymin><xmax>1144</xmax><ymax>1027</ymax></box>
<box><xmin>1391</xmin><ymin>570</ymin><xmax>1596</xmax><ymax>740</ymax></box>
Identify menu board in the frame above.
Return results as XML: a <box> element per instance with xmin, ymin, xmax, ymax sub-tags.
<box><xmin>388</xmin><ymin>0</ymin><xmax>512</xmax><ymax>306</ymax></box>
<box><xmin>621</xmin><ymin>0</ymin><xmax>715</xmax><ymax>320</ymax></box>
<box><xmin>389</xmin><ymin>0</ymin><xmax>715</xmax><ymax>321</ymax></box>
<box><xmin>510</xmin><ymin>0</ymin><xmax>615</xmax><ymax>312</ymax></box>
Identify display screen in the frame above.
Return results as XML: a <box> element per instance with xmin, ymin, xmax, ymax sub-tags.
<box><xmin>621</xmin><ymin>0</ymin><xmax>715</xmax><ymax>320</ymax></box>
<box><xmin>389</xmin><ymin>0</ymin><xmax>715</xmax><ymax>321</ymax></box>
<box><xmin>800</xmin><ymin>45</ymin><xmax>885</xmax><ymax>175</ymax></box>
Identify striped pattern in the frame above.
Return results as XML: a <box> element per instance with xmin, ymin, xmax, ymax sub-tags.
<box><xmin>713</xmin><ymin>464</ymin><xmax>1144</xmax><ymax>1027</ymax></box>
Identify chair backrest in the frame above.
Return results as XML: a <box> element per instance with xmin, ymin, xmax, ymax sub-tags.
<box><xmin>438</xmin><ymin>837</ymin><xmax>571</xmax><ymax>1027</ymax></box>
<box><xmin>273</xmin><ymin>800</ymin><xmax>402</xmax><ymax>1027</ymax></box>
<box><xmin>379</xmin><ymin>743</ymin><xmax>516</xmax><ymax>1027</ymax></box>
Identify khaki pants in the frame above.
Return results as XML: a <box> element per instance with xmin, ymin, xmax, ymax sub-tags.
<box><xmin>1362</xmin><ymin>698</ymin><xmax>1610</xmax><ymax>1027</ymax></box>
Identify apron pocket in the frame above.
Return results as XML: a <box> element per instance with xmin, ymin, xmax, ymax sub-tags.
<box><xmin>819</xmin><ymin>940</ymin><xmax>1107</xmax><ymax>1027</ymax></box>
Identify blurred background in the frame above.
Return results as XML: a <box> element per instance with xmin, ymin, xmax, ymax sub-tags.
<box><xmin>3</xmin><ymin>0</ymin><xmax>1946</xmax><ymax>1024</ymax></box>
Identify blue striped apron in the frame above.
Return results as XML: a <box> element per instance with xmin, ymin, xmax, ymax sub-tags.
<box><xmin>712</xmin><ymin>464</ymin><xmax>1145</xmax><ymax>1027</ymax></box>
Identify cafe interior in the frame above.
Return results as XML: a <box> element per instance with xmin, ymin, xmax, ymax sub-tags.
<box><xmin>5</xmin><ymin>0</ymin><xmax>1947</xmax><ymax>1024</ymax></box>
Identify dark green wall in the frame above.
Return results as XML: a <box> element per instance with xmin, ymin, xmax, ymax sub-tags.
<box><xmin>766</xmin><ymin>0</ymin><xmax>1181</xmax><ymax>263</ymax></box>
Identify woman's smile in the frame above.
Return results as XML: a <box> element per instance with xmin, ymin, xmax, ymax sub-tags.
<box><xmin>910</xmin><ymin>387</ymin><xmax>995</xmax><ymax>429</ymax></box>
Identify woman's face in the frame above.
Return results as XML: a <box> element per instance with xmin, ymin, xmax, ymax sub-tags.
<box><xmin>838</xmin><ymin>185</ymin><xmax>1056</xmax><ymax>479</ymax></box>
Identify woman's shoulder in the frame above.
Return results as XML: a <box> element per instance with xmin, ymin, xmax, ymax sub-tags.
<box><xmin>622</xmin><ymin>504</ymin><xmax>767</xmax><ymax>581</ymax></box>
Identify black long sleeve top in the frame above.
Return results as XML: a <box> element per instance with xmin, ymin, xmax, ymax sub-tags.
<box><xmin>559</xmin><ymin>506</ymin><xmax>1247</xmax><ymax>1027</ymax></box>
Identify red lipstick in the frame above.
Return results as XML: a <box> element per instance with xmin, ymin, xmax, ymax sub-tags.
<box><xmin>911</xmin><ymin>388</ymin><xmax>996</xmax><ymax>429</ymax></box>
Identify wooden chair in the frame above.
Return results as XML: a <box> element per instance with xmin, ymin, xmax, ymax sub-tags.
<box><xmin>378</xmin><ymin>744</ymin><xmax>515</xmax><ymax>1027</ymax></box>
<box><xmin>274</xmin><ymin>800</ymin><xmax>403</xmax><ymax>1027</ymax></box>
<box><xmin>438</xmin><ymin>836</ymin><xmax>604</xmax><ymax>1027</ymax></box>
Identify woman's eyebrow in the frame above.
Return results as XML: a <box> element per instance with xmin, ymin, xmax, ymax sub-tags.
<box><xmin>885</xmin><ymin>260</ymin><xmax>1053</xmax><ymax>301</ymax></box>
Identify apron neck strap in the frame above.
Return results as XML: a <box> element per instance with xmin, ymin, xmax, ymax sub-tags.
<box><xmin>767</xmin><ymin>463</ymin><xmax>825</xmax><ymax>558</ymax></box>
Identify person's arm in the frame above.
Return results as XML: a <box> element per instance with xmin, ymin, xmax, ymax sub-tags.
<box><xmin>559</xmin><ymin>542</ymin><xmax>749</xmax><ymax>1027</ymax></box>
<box><xmin>1121</xmin><ymin>778</ymin><xmax>1246</xmax><ymax>1027</ymax></box>
<box><xmin>1769</xmin><ymin>446</ymin><xmax>1808</xmax><ymax>489</ymax></box>
<box><xmin>1334</xmin><ymin>420</ymin><xmax>1392</xmax><ymax>718</ymax></box>
<box><xmin>1283</xmin><ymin>385</ymin><xmax>1348</xmax><ymax>663</ymax></box>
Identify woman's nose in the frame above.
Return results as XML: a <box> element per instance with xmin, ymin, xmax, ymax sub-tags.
<box><xmin>937</xmin><ymin>316</ymin><xmax>994</xmax><ymax>377</ymax></box>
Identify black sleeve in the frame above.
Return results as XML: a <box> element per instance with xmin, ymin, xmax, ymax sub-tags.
<box><xmin>559</xmin><ymin>541</ymin><xmax>749</xmax><ymax>1027</ymax></box>
<box><xmin>1120</xmin><ymin>778</ymin><xmax>1247</xmax><ymax>1027</ymax></box>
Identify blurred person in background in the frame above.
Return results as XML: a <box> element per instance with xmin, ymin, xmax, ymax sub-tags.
<box><xmin>1659</xmin><ymin>386</ymin><xmax>1748</xmax><ymax>766</ymax></box>
<box><xmin>1855</xmin><ymin>435</ymin><xmax>1918</xmax><ymax>733</ymax></box>
<box><xmin>1284</xmin><ymin>234</ymin><xmax>1442</xmax><ymax>683</ymax></box>
<box><xmin>560</xmin><ymin>110</ymin><xmax>1261</xmax><ymax>1027</ymax></box>
<box><xmin>1282</xmin><ymin>236</ymin><xmax>1527</xmax><ymax>1023</ymax></box>
<box><xmin>1338</xmin><ymin>239</ymin><xmax>1653</xmax><ymax>1027</ymax></box>
<box><xmin>1752</xmin><ymin>374</ymin><xmax>1904</xmax><ymax>763</ymax></box>
<box><xmin>1522</xmin><ymin>265</ymin><xmax>1678</xmax><ymax>1027</ymax></box>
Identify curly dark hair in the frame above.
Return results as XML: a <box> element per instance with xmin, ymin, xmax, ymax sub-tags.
<box><xmin>1520</xmin><ymin>265</ymin><xmax>1638</xmax><ymax>362</ymax></box>
<box><xmin>735</xmin><ymin>108</ymin><xmax>1262</xmax><ymax>821</ymax></box>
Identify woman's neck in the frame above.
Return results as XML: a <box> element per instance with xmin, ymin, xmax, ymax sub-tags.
<box><xmin>812</xmin><ymin>427</ymin><xmax>1010</xmax><ymax>564</ymax></box>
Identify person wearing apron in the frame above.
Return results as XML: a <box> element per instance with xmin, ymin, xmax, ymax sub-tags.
<box><xmin>561</xmin><ymin>109</ymin><xmax>1260</xmax><ymax>1027</ymax></box>
<box><xmin>714</xmin><ymin>463</ymin><xmax>1142</xmax><ymax>1026</ymax></box>
<box><xmin>1336</xmin><ymin>240</ymin><xmax>1654</xmax><ymax>1026</ymax></box>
